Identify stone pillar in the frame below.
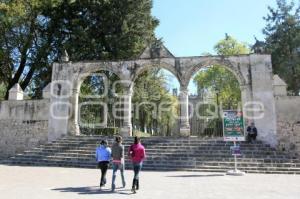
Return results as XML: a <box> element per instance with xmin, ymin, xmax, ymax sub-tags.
<box><xmin>120</xmin><ymin>87</ymin><xmax>133</xmax><ymax>137</ymax></box>
<box><xmin>69</xmin><ymin>87</ymin><xmax>80</xmax><ymax>135</ymax></box>
<box><xmin>273</xmin><ymin>75</ymin><xmax>287</xmax><ymax>96</ymax></box>
<box><xmin>179</xmin><ymin>87</ymin><xmax>190</xmax><ymax>136</ymax></box>
<box><xmin>42</xmin><ymin>83</ymin><xmax>51</xmax><ymax>99</ymax></box>
<box><xmin>249</xmin><ymin>54</ymin><xmax>277</xmax><ymax>147</ymax></box>
<box><xmin>9</xmin><ymin>84</ymin><xmax>24</xmax><ymax>100</ymax></box>
<box><xmin>47</xmin><ymin>62</ymin><xmax>72</xmax><ymax>142</ymax></box>
<box><xmin>240</xmin><ymin>84</ymin><xmax>253</xmax><ymax>126</ymax></box>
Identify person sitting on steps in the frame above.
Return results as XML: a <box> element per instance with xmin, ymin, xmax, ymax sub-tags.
<box><xmin>247</xmin><ymin>122</ymin><xmax>257</xmax><ymax>143</ymax></box>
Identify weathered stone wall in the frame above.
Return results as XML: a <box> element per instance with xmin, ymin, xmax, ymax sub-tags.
<box><xmin>0</xmin><ymin>99</ymin><xmax>50</xmax><ymax>158</ymax></box>
<box><xmin>275</xmin><ymin>96</ymin><xmax>300</xmax><ymax>156</ymax></box>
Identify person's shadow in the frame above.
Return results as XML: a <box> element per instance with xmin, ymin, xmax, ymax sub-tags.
<box><xmin>52</xmin><ymin>186</ymin><xmax>134</xmax><ymax>195</ymax></box>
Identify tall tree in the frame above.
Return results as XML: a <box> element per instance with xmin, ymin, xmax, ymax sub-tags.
<box><xmin>194</xmin><ymin>66</ymin><xmax>241</xmax><ymax>109</ymax></box>
<box><xmin>0</xmin><ymin>0</ymin><xmax>64</xmax><ymax>99</ymax></box>
<box><xmin>214</xmin><ymin>34</ymin><xmax>250</xmax><ymax>56</ymax></box>
<box><xmin>263</xmin><ymin>0</ymin><xmax>300</xmax><ymax>95</ymax></box>
<box><xmin>132</xmin><ymin>69</ymin><xmax>178</xmax><ymax>135</ymax></box>
<box><xmin>0</xmin><ymin>0</ymin><xmax>158</xmax><ymax>99</ymax></box>
<box><xmin>194</xmin><ymin>34</ymin><xmax>250</xmax><ymax>109</ymax></box>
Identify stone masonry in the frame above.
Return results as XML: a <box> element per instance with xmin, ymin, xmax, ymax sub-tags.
<box><xmin>0</xmin><ymin>99</ymin><xmax>49</xmax><ymax>158</ymax></box>
<box><xmin>1</xmin><ymin>44</ymin><xmax>297</xmax><ymax>159</ymax></box>
<box><xmin>49</xmin><ymin>44</ymin><xmax>278</xmax><ymax>147</ymax></box>
<box><xmin>273</xmin><ymin>75</ymin><xmax>300</xmax><ymax>156</ymax></box>
<box><xmin>276</xmin><ymin>96</ymin><xmax>300</xmax><ymax>156</ymax></box>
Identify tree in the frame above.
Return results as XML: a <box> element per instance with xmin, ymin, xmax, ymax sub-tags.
<box><xmin>0</xmin><ymin>0</ymin><xmax>64</xmax><ymax>99</ymax></box>
<box><xmin>263</xmin><ymin>0</ymin><xmax>300</xmax><ymax>95</ymax></box>
<box><xmin>0</xmin><ymin>83</ymin><xmax>6</xmax><ymax>100</ymax></box>
<box><xmin>194</xmin><ymin>66</ymin><xmax>241</xmax><ymax>109</ymax></box>
<box><xmin>132</xmin><ymin>69</ymin><xmax>178</xmax><ymax>135</ymax></box>
<box><xmin>79</xmin><ymin>70</ymin><xmax>123</xmax><ymax>128</ymax></box>
<box><xmin>214</xmin><ymin>34</ymin><xmax>250</xmax><ymax>56</ymax></box>
<box><xmin>0</xmin><ymin>0</ymin><xmax>159</xmax><ymax>99</ymax></box>
<box><xmin>194</xmin><ymin>34</ymin><xmax>250</xmax><ymax>110</ymax></box>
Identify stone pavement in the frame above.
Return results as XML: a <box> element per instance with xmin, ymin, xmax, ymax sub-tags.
<box><xmin>0</xmin><ymin>165</ymin><xmax>300</xmax><ymax>199</ymax></box>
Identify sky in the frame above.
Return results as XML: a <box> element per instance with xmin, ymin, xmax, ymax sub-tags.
<box><xmin>151</xmin><ymin>0</ymin><xmax>277</xmax><ymax>94</ymax></box>
<box><xmin>152</xmin><ymin>0</ymin><xmax>277</xmax><ymax>56</ymax></box>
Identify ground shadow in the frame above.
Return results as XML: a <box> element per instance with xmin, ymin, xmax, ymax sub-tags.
<box><xmin>166</xmin><ymin>174</ymin><xmax>225</xmax><ymax>178</ymax></box>
<box><xmin>52</xmin><ymin>186</ymin><xmax>134</xmax><ymax>195</ymax></box>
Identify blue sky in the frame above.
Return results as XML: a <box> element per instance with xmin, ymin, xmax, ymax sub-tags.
<box><xmin>152</xmin><ymin>0</ymin><xmax>277</xmax><ymax>94</ymax></box>
<box><xmin>152</xmin><ymin>0</ymin><xmax>277</xmax><ymax>56</ymax></box>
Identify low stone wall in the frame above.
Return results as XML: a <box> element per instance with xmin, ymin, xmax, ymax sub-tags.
<box><xmin>0</xmin><ymin>99</ymin><xmax>50</xmax><ymax>158</ymax></box>
<box><xmin>276</xmin><ymin>96</ymin><xmax>300</xmax><ymax>156</ymax></box>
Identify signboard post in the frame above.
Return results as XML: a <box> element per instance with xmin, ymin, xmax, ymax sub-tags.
<box><xmin>223</xmin><ymin>110</ymin><xmax>245</xmax><ymax>176</ymax></box>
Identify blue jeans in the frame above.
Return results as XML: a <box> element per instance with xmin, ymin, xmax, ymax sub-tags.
<box><xmin>133</xmin><ymin>162</ymin><xmax>143</xmax><ymax>180</ymax></box>
<box><xmin>112</xmin><ymin>162</ymin><xmax>126</xmax><ymax>188</ymax></box>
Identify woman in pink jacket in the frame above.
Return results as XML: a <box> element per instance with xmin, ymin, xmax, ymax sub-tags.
<box><xmin>128</xmin><ymin>136</ymin><xmax>146</xmax><ymax>193</ymax></box>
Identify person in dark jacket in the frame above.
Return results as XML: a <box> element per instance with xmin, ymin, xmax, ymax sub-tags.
<box><xmin>95</xmin><ymin>140</ymin><xmax>111</xmax><ymax>188</ymax></box>
<box><xmin>111</xmin><ymin>136</ymin><xmax>126</xmax><ymax>191</ymax></box>
<box><xmin>247</xmin><ymin>122</ymin><xmax>258</xmax><ymax>143</ymax></box>
<box><xmin>128</xmin><ymin>136</ymin><xmax>146</xmax><ymax>194</ymax></box>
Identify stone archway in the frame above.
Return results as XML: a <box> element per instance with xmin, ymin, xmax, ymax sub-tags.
<box><xmin>130</xmin><ymin>62</ymin><xmax>182</xmax><ymax>136</ymax></box>
<box><xmin>184</xmin><ymin>58</ymin><xmax>248</xmax><ymax>137</ymax></box>
<box><xmin>48</xmin><ymin>45</ymin><xmax>278</xmax><ymax>147</ymax></box>
<box><xmin>69</xmin><ymin>68</ymin><xmax>126</xmax><ymax>136</ymax></box>
<box><xmin>184</xmin><ymin>57</ymin><xmax>247</xmax><ymax>87</ymax></box>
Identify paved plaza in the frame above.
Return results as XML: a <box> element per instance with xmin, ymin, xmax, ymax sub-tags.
<box><xmin>0</xmin><ymin>165</ymin><xmax>299</xmax><ymax>199</ymax></box>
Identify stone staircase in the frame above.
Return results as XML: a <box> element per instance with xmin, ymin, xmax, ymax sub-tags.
<box><xmin>2</xmin><ymin>135</ymin><xmax>300</xmax><ymax>174</ymax></box>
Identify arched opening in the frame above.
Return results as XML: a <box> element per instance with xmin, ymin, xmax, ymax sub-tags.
<box><xmin>132</xmin><ymin>67</ymin><xmax>180</xmax><ymax>137</ymax></box>
<box><xmin>187</xmin><ymin>64</ymin><xmax>242</xmax><ymax>137</ymax></box>
<box><xmin>77</xmin><ymin>70</ymin><xmax>124</xmax><ymax>135</ymax></box>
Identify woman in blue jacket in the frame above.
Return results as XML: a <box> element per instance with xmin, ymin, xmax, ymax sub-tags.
<box><xmin>95</xmin><ymin>140</ymin><xmax>111</xmax><ymax>188</ymax></box>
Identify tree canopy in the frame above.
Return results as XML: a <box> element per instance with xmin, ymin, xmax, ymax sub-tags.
<box><xmin>132</xmin><ymin>69</ymin><xmax>178</xmax><ymax>136</ymax></box>
<box><xmin>0</xmin><ymin>0</ymin><xmax>158</xmax><ymax>99</ymax></box>
<box><xmin>263</xmin><ymin>0</ymin><xmax>300</xmax><ymax>95</ymax></box>
<box><xmin>214</xmin><ymin>34</ymin><xmax>250</xmax><ymax>56</ymax></box>
<box><xmin>194</xmin><ymin>66</ymin><xmax>241</xmax><ymax>109</ymax></box>
<box><xmin>194</xmin><ymin>34</ymin><xmax>249</xmax><ymax>109</ymax></box>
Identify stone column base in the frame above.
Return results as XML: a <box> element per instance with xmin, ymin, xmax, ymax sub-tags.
<box><xmin>68</xmin><ymin>123</ymin><xmax>80</xmax><ymax>136</ymax></box>
<box><xmin>120</xmin><ymin>126</ymin><xmax>132</xmax><ymax>137</ymax></box>
<box><xmin>179</xmin><ymin>127</ymin><xmax>190</xmax><ymax>137</ymax></box>
<box><xmin>74</xmin><ymin>124</ymin><xmax>80</xmax><ymax>136</ymax></box>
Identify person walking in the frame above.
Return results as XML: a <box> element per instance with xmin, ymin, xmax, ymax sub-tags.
<box><xmin>111</xmin><ymin>136</ymin><xmax>126</xmax><ymax>191</ymax></box>
<box><xmin>95</xmin><ymin>140</ymin><xmax>111</xmax><ymax>188</ymax></box>
<box><xmin>128</xmin><ymin>136</ymin><xmax>146</xmax><ymax>194</ymax></box>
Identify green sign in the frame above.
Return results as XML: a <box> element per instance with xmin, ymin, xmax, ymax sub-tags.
<box><xmin>223</xmin><ymin>110</ymin><xmax>245</xmax><ymax>141</ymax></box>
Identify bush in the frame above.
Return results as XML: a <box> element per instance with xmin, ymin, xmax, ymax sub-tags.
<box><xmin>132</xmin><ymin>130</ymin><xmax>151</xmax><ymax>137</ymax></box>
<box><xmin>80</xmin><ymin>127</ymin><xmax>119</xmax><ymax>136</ymax></box>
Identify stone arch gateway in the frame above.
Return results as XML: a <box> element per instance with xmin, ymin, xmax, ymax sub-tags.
<box><xmin>48</xmin><ymin>45</ymin><xmax>277</xmax><ymax>147</ymax></box>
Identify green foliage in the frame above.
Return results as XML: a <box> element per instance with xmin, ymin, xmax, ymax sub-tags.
<box><xmin>0</xmin><ymin>0</ymin><xmax>158</xmax><ymax>99</ymax></box>
<box><xmin>194</xmin><ymin>66</ymin><xmax>241</xmax><ymax>109</ymax></box>
<box><xmin>263</xmin><ymin>0</ymin><xmax>300</xmax><ymax>95</ymax></box>
<box><xmin>80</xmin><ymin>127</ymin><xmax>119</xmax><ymax>136</ymax></box>
<box><xmin>79</xmin><ymin>70</ymin><xmax>123</xmax><ymax>127</ymax></box>
<box><xmin>60</xmin><ymin>0</ymin><xmax>159</xmax><ymax>61</ymax></box>
<box><xmin>78</xmin><ymin>68</ymin><xmax>178</xmax><ymax>136</ymax></box>
<box><xmin>0</xmin><ymin>83</ymin><xmax>6</xmax><ymax>100</ymax></box>
<box><xmin>0</xmin><ymin>0</ymin><xmax>58</xmax><ymax>98</ymax></box>
<box><xmin>132</xmin><ymin>130</ymin><xmax>151</xmax><ymax>137</ymax></box>
<box><xmin>194</xmin><ymin>35</ymin><xmax>248</xmax><ymax>110</ymax></box>
<box><xmin>214</xmin><ymin>34</ymin><xmax>250</xmax><ymax>56</ymax></box>
<box><xmin>132</xmin><ymin>69</ymin><xmax>178</xmax><ymax>136</ymax></box>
